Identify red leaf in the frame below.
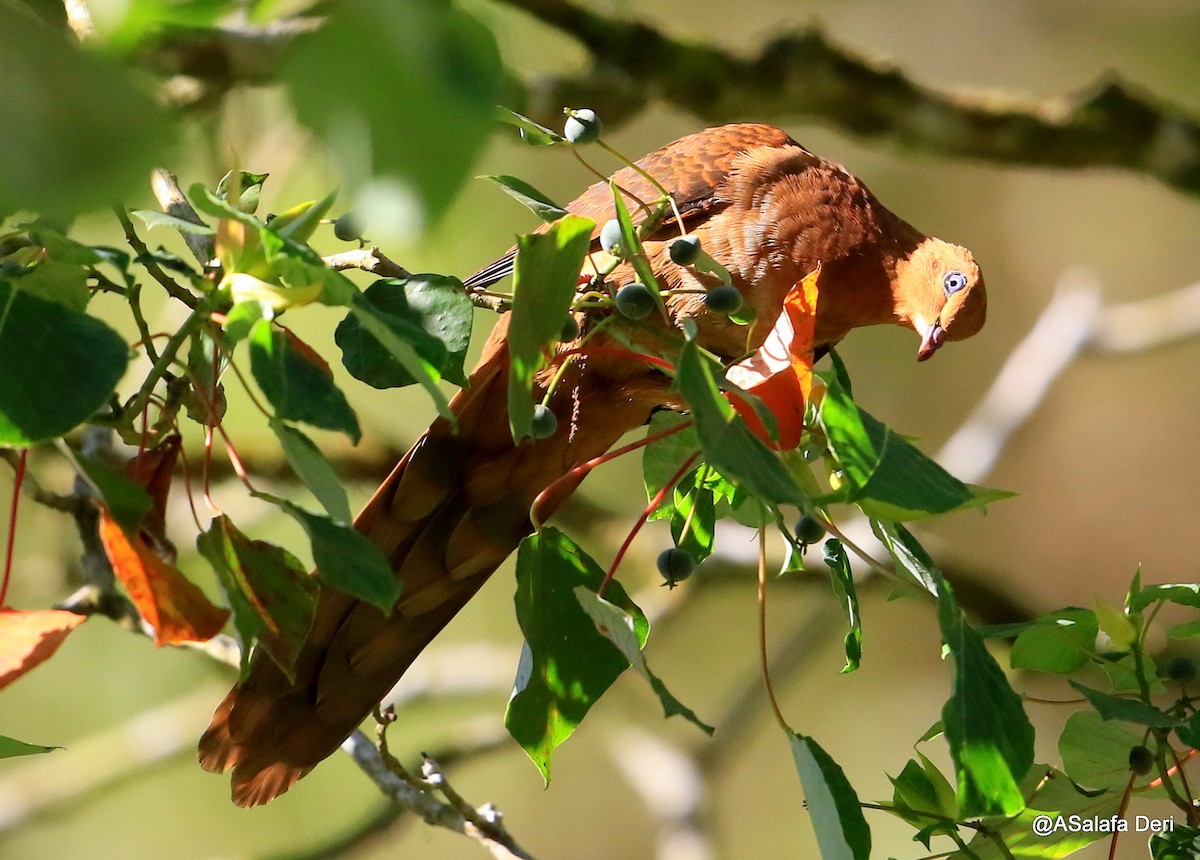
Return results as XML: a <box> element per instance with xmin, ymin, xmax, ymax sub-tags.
<box><xmin>0</xmin><ymin>608</ymin><xmax>86</xmax><ymax>690</ymax></box>
<box><xmin>724</xmin><ymin>267</ymin><xmax>819</xmax><ymax>449</ymax></box>
<box><xmin>125</xmin><ymin>435</ymin><xmax>181</xmax><ymax>560</ymax></box>
<box><xmin>97</xmin><ymin>507</ymin><xmax>229</xmax><ymax>645</ymax></box>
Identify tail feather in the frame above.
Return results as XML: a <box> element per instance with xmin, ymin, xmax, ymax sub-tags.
<box><xmin>199</xmin><ymin>318</ymin><xmax>672</xmax><ymax>806</ymax></box>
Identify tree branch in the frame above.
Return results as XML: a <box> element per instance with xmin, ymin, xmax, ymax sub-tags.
<box><xmin>495</xmin><ymin>0</ymin><xmax>1200</xmax><ymax>199</ymax></box>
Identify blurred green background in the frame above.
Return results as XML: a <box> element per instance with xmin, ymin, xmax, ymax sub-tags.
<box><xmin>2</xmin><ymin>1</ymin><xmax>1200</xmax><ymax>858</ymax></box>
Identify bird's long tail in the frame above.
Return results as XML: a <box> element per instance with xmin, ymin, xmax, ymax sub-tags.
<box><xmin>198</xmin><ymin>316</ymin><xmax>669</xmax><ymax>806</ymax></box>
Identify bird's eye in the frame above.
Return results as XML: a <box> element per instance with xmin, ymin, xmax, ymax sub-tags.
<box><xmin>943</xmin><ymin>270</ymin><xmax>968</xmax><ymax>296</ymax></box>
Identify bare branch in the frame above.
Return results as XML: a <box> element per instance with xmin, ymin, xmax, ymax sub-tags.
<box><xmin>150</xmin><ymin>169</ymin><xmax>216</xmax><ymax>268</ymax></box>
<box><xmin>323</xmin><ymin>246</ymin><xmax>411</xmax><ymax>280</ymax></box>
<box><xmin>342</xmin><ymin>729</ymin><xmax>536</xmax><ymax>860</ymax></box>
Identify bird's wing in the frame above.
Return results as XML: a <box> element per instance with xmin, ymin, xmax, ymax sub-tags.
<box><xmin>464</xmin><ymin>124</ymin><xmax>798</xmax><ymax>291</ymax></box>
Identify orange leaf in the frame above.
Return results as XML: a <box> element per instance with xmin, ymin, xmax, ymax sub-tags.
<box><xmin>97</xmin><ymin>508</ymin><xmax>229</xmax><ymax>646</ymax></box>
<box><xmin>0</xmin><ymin>608</ymin><xmax>86</xmax><ymax>691</ymax></box>
<box><xmin>125</xmin><ymin>435</ymin><xmax>181</xmax><ymax>561</ymax></box>
<box><xmin>724</xmin><ymin>267</ymin><xmax>820</xmax><ymax>449</ymax></box>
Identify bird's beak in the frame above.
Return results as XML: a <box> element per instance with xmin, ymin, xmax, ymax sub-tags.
<box><xmin>917</xmin><ymin>320</ymin><xmax>944</xmax><ymax>361</ymax></box>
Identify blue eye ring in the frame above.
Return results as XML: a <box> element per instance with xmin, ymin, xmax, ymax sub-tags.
<box><xmin>943</xmin><ymin>270</ymin><xmax>968</xmax><ymax>296</ymax></box>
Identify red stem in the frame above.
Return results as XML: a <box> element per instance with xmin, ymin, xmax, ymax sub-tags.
<box><xmin>598</xmin><ymin>450</ymin><xmax>699</xmax><ymax>598</ymax></box>
<box><xmin>2</xmin><ymin>449</ymin><xmax>28</xmax><ymax>608</ymax></box>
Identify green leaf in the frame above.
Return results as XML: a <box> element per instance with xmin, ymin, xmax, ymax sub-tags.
<box><xmin>670</xmin><ymin>478</ymin><xmax>715</xmax><ymax>562</ymax></box>
<box><xmin>938</xmin><ymin>576</ymin><xmax>1033</xmax><ymax>816</ymax></box>
<box><xmin>268</xmin><ymin>497</ymin><xmax>399</xmax><ymax>612</ymax></box>
<box><xmin>481</xmin><ymin>175</ymin><xmax>568</xmax><ymax>223</ymax></box>
<box><xmin>610</xmin><ymin>183</ymin><xmax>664</xmax><ymax>304</ymax></box>
<box><xmin>197</xmin><ymin>516</ymin><xmax>317</xmax><ymax>680</ymax></box>
<box><xmin>14</xmin><ymin>259</ymin><xmax>90</xmax><ymax>310</ymax></box>
<box><xmin>336</xmin><ymin>275</ymin><xmax>473</xmax><ymax>388</ymax></box>
<box><xmin>1152</xmin><ymin>827</ymin><xmax>1200</xmax><ymax>860</ymax></box>
<box><xmin>0</xmin><ymin>5</ymin><xmax>173</xmax><ymax>217</ymax></box>
<box><xmin>0</xmin><ymin>281</ymin><xmax>128</xmax><ymax>446</ymax></box>
<box><xmin>573</xmin><ymin>585</ymin><xmax>714</xmax><ymax>735</ymax></box>
<box><xmin>76</xmin><ymin>456</ymin><xmax>152</xmax><ymax>535</ymax></box>
<box><xmin>348</xmin><ymin>296</ymin><xmax>453</xmax><ymax>420</ymax></box>
<box><xmin>248</xmin><ymin>318</ymin><xmax>361</xmax><ymax>444</ymax></box>
<box><xmin>1130</xmin><ymin>583</ymin><xmax>1200</xmax><ymax>612</ymax></box>
<box><xmin>870</xmin><ymin>520</ymin><xmax>940</xmax><ymax>597</ymax></box>
<box><xmin>222</xmin><ymin>302</ymin><xmax>265</xmax><ymax>343</ymax></box>
<box><xmin>506</xmin><ymin>528</ymin><xmax>647</xmax><ymax>784</ymax></box>
<box><xmin>675</xmin><ymin>336</ymin><xmax>804</xmax><ymax>505</ymax></box>
<box><xmin>270</xmin><ymin>420</ymin><xmax>353</xmax><ymax>523</ymax></box>
<box><xmin>285</xmin><ymin>0</ymin><xmax>502</xmax><ymax>222</ymax></box>
<box><xmin>271</xmin><ymin>190</ymin><xmax>338</xmax><ymax>244</ymax></box>
<box><xmin>1010</xmin><ymin>609</ymin><xmax>1098</xmax><ymax>675</ymax></box>
<box><xmin>1060</xmin><ymin>710</ymin><xmax>1155</xmax><ymax>791</ymax></box>
<box><xmin>888</xmin><ymin>754</ymin><xmax>959</xmax><ymax>843</ymax></box>
<box><xmin>507</xmin><ymin>214</ymin><xmax>594</xmax><ymax>440</ymax></box>
<box><xmin>788</xmin><ymin>733</ymin><xmax>872</xmax><ymax>860</ymax></box>
<box><xmin>0</xmin><ymin>735</ymin><xmax>60</xmax><ymax>758</ymax></box>
<box><xmin>1068</xmin><ymin>681</ymin><xmax>1181</xmax><ymax>727</ymax></box>
<box><xmin>948</xmin><ymin>765</ymin><xmax>1119</xmax><ymax>859</ymax></box>
<box><xmin>819</xmin><ymin>372</ymin><xmax>1012</xmax><ymax>520</ymax></box>
<box><xmin>643</xmin><ymin>410</ymin><xmax>701</xmax><ymax>518</ymax></box>
<box><xmin>823</xmin><ymin>539</ymin><xmax>862</xmax><ymax>674</ymax></box>
<box><xmin>130</xmin><ymin>210</ymin><xmax>216</xmax><ymax>235</ymax></box>
<box><xmin>496</xmin><ymin>107</ymin><xmax>563</xmax><ymax>146</ymax></box>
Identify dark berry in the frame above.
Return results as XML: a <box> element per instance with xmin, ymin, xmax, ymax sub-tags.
<box><xmin>1128</xmin><ymin>745</ymin><xmax>1154</xmax><ymax>776</ymax></box>
<box><xmin>704</xmin><ymin>285</ymin><xmax>744</xmax><ymax>315</ymax></box>
<box><xmin>564</xmin><ymin>109</ymin><xmax>602</xmax><ymax>144</ymax></box>
<box><xmin>559</xmin><ymin>314</ymin><xmax>580</xmax><ymax>342</ymax></box>
<box><xmin>333</xmin><ymin>212</ymin><xmax>364</xmax><ymax>242</ymax></box>
<box><xmin>657</xmin><ymin>548</ymin><xmax>695</xmax><ymax>588</ymax></box>
<box><xmin>668</xmin><ymin>235</ymin><xmax>701</xmax><ymax>265</ymax></box>
<box><xmin>615</xmin><ymin>283</ymin><xmax>655</xmax><ymax>319</ymax></box>
<box><xmin>795</xmin><ymin>514</ymin><xmax>826</xmax><ymax>545</ymax></box>
<box><xmin>529</xmin><ymin>404</ymin><xmax>558</xmax><ymax>440</ymax></box>
<box><xmin>1165</xmin><ymin>656</ymin><xmax>1198</xmax><ymax>684</ymax></box>
<box><xmin>599</xmin><ymin>219</ymin><xmax>624</xmax><ymax>255</ymax></box>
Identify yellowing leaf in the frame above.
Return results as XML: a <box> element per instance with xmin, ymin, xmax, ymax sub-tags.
<box><xmin>97</xmin><ymin>507</ymin><xmax>229</xmax><ymax>645</ymax></box>
<box><xmin>725</xmin><ymin>267</ymin><xmax>819</xmax><ymax>449</ymax></box>
<box><xmin>1095</xmin><ymin>599</ymin><xmax>1137</xmax><ymax>650</ymax></box>
<box><xmin>0</xmin><ymin>608</ymin><xmax>86</xmax><ymax>690</ymax></box>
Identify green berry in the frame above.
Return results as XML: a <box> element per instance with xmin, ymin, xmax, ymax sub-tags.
<box><xmin>564</xmin><ymin>109</ymin><xmax>602</xmax><ymax>144</ymax></box>
<box><xmin>615</xmin><ymin>282</ymin><xmax>655</xmax><ymax>319</ymax></box>
<box><xmin>559</xmin><ymin>315</ymin><xmax>580</xmax><ymax>342</ymax></box>
<box><xmin>1165</xmin><ymin>656</ymin><xmax>1198</xmax><ymax>684</ymax></box>
<box><xmin>1128</xmin><ymin>745</ymin><xmax>1154</xmax><ymax>776</ymax></box>
<box><xmin>529</xmin><ymin>404</ymin><xmax>558</xmax><ymax>440</ymax></box>
<box><xmin>704</xmin><ymin>285</ymin><xmax>744</xmax><ymax>315</ymax></box>
<box><xmin>795</xmin><ymin>514</ymin><xmax>826</xmax><ymax>545</ymax></box>
<box><xmin>657</xmin><ymin>548</ymin><xmax>695</xmax><ymax>588</ymax></box>
<box><xmin>333</xmin><ymin>212</ymin><xmax>364</xmax><ymax>242</ymax></box>
<box><xmin>668</xmin><ymin>235</ymin><xmax>701</xmax><ymax>265</ymax></box>
<box><xmin>600</xmin><ymin>219</ymin><xmax>624</xmax><ymax>255</ymax></box>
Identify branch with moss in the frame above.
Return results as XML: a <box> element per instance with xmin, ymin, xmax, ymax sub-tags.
<box><xmin>495</xmin><ymin>0</ymin><xmax>1200</xmax><ymax>199</ymax></box>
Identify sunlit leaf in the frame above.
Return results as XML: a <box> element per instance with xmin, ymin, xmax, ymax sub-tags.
<box><xmin>789</xmin><ymin>733</ymin><xmax>871</xmax><ymax>860</ymax></box>
<box><xmin>270</xmin><ymin>420</ymin><xmax>353</xmax><ymax>523</ymax></box>
<box><xmin>0</xmin><ymin>735</ymin><xmax>60</xmax><ymax>758</ymax></box>
<box><xmin>0</xmin><ymin>608</ymin><xmax>86</xmax><ymax>690</ymax></box>
<box><xmin>97</xmin><ymin>508</ymin><xmax>229</xmax><ymax>645</ymax></box>
<box><xmin>937</xmin><ymin>576</ymin><xmax>1033</xmax><ymax>816</ymax></box>
<box><xmin>507</xmin><ymin>214</ymin><xmax>593</xmax><ymax>440</ymax></box>
<box><xmin>1009</xmin><ymin>609</ymin><xmax>1098</xmax><ymax>675</ymax></box>
<box><xmin>506</xmin><ymin>528</ymin><xmax>646</xmax><ymax>783</ymax></box>
<box><xmin>481</xmin><ymin>175</ymin><xmax>567</xmax><ymax>223</ymax></box>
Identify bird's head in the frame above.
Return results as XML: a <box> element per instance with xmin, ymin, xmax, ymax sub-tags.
<box><xmin>895</xmin><ymin>238</ymin><xmax>987</xmax><ymax>361</ymax></box>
